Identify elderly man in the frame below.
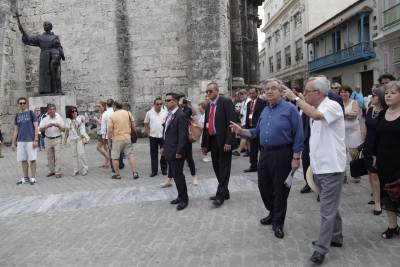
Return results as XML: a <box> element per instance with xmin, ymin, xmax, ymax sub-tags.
<box><xmin>285</xmin><ymin>76</ymin><xmax>346</xmax><ymax>265</ymax></box>
<box><xmin>39</xmin><ymin>103</ymin><xmax>65</xmax><ymax>178</ymax></box>
<box><xmin>230</xmin><ymin>79</ymin><xmax>303</xmax><ymax>239</ymax></box>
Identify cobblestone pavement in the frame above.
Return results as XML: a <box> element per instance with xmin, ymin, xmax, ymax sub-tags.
<box><xmin>0</xmin><ymin>139</ymin><xmax>399</xmax><ymax>267</ymax></box>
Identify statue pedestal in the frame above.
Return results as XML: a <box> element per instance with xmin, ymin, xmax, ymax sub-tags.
<box><xmin>29</xmin><ymin>94</ymin><xmax>77</xmax><ymax>118</ymax></box>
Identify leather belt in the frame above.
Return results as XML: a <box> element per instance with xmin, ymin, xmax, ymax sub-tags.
<box><xmin>46</xmin><ymin>135</ymin><xmax>61</xmax><ymax>139</ymax></box>
<box><xmin>260</xmin><ymin>144</ymin><xmax>292</xmax><ymax>151</ymax></box>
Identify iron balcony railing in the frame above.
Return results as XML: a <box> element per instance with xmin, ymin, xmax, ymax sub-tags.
<box><xmin>384</xmin><ymin>3</ymin><xmax>400</xmax><ymax>27</ymax></box>
<box><xmin>309</xmin><ymin>41</ymin><xmax>375</xmax><ymax>72</ymax></box>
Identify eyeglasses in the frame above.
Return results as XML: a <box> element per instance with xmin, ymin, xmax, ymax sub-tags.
<box><xmin>165</xmin><ymin>99</ymin><xmax>173</xmax><ymax>103</ymax></box>
<box><xmin>303</xmin><ymin>89</ymin><xmax>319</xmax><ymax>95</ymax></box>
<box><xmin>19</xmin><ymin>102</ymin><xmax>26</xmax><ymax>105</ymax></box>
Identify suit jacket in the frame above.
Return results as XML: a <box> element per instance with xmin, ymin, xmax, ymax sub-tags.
<box><xmin>162</xmin><ymin>109</ymin><xmax>189</xmax><ymax>161</ymax></box>
<box><xmin>201</xmin><ymin>95</ymin><xmax>238</xmax><ymax>151</ymax></box>
<box><xmin>245</xmin><ymin>97</ymin><xmax>266</xmax><ymax>129</ymax></box>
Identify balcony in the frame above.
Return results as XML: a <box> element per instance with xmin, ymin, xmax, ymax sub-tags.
<box><xmin>309</xmin><ymin>42</ymin><xmax>375</xmax><ymax>72</ymax></box>
<box><xmin>384</xmin><ymin>3</ymin><xmax>400</xmax><ymax>27</ymax></box>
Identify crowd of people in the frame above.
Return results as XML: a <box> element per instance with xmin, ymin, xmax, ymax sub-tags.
<box><xmin>3</xmin><ymin>73</ymin><xmax>400</xmax><ymax>265</ymax></box>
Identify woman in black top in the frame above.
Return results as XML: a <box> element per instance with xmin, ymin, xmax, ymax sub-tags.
<box><xmin>376</xmin><ymin>81</ymin><xmax>400</xmax><ymax>239</ymax></box>
<box><xmin>364</xmin><ymin>87</ymin><xmax>386</xmax><ymax>215</ymax></box>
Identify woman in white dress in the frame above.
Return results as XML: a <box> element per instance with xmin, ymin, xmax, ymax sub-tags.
<box><xmin>340</xmin><ymin>85</ymin><xmax>363</xmax><ymax>182</ymax></box>
<box><xmin>64</xmin><ymin>107</ymin><xmax>89</xmax><ymax>176</ymax></box>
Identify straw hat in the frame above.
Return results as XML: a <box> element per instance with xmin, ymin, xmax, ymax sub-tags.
<box><xmin>306</xmin><ymin>166</ymin><xmax>319</xmax><ymax>193</ymax></box>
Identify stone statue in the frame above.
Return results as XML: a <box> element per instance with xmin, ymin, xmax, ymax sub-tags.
<box><xmin>15</xmin><ymin>15</ymin><xmax>65</xmax><ymax>94</ymax></box>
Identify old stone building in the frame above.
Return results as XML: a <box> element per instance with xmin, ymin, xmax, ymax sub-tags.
<box><xmin>0</xmin><ymin>0</ymin><xmax>264</xmax><ymax>141</ymax></box>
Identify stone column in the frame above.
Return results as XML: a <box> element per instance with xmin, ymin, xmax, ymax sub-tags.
<box><xmin>240</xmin><ymin>0</ymin><xmax>249</xmax><ymax>85</ymax></box>
<box><xmin>230</xmin><ymin>0</ymin><xmax>244</xmax><ymax>87</ymax></box>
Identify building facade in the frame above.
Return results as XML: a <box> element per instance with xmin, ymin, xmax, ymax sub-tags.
<box><xmin>0</xmin><ymin>0</ymin><xmax>263</xmax><ymax>142</ymax></box>
<box><xmin>305</xmin><ymin>0</ymin><xmax>380</xmax><ymax>95</ymax></box>
<box><xmin>259</xmin><ymin>0</ymin><xmax>308</xmax><ymax>88</ymax></box>
<box><xmin>374</xmin><ymin>0</ymin><xmax>400</xmax><ymax>79</ymax></box>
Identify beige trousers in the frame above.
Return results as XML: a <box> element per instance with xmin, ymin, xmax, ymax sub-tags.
<box><xmin>46</xmin><ymin>137</ymin><xmax>62</xmax><ymax>174</ymax></box>
<box><xmin>71</xmin><ymin>139</ymin><xmax>88</xmax><ymax>173</ymax></box>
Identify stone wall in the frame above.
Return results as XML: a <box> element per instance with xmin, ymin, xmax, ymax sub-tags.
<box><xmin>0</xmin><ymin>0</ymin><xmax>27</xmax><ymax>142</ymax></box>
<box><xmin>0</xmin><ymin>0</ymin><xmax>232</xmax><ymax>141</ymax></box>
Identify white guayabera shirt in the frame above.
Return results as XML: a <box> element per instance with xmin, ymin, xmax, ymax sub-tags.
<box><xmin>309</xmin><ymin>97</ymin><xmax>346</xmax><ymax>174</ymax></box>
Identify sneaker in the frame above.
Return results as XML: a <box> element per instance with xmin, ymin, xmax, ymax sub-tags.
<box><xmin>202</xmin><ymin>157</ymin><xmax>211</xmax><ymax>162</ymax></box>
<box><xmin>16</xmin><ymin>177</ymin><xmax>29</xmax><ymax>185</ymax></box>
<box><xmin>29</xmin><ymin>177</ymin><xmax>37</xmax><ymax>185</ymax></box>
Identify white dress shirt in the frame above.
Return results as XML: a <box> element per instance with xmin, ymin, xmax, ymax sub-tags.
<box><xmin>240</xmin><ymin>97</ymin><xmax>251</xmax><ymax>126</ymax></box>
<box><xmin>144</xmin><ymin>107</ymin><xmax>168</xmax><ymax>138</ymax></box>
<box><xmin>310</xmin><ymin>97</ymin><xmax>346</xmax><ymax>174</ymax></box>
<box><xmin>39</xmin><ymin>112</ymin><xmax>65</xmax><ymax>138</ymax></box>
<box><xmin>101</xmin><ymin>107</ymin><xmax>114</xmax><ymax>139</ymax></box>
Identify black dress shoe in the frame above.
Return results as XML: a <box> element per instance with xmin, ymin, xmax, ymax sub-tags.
<box><xmin>149</xmin><ymin>172</ymin><xmax>157</xmax><ymax>177</ymax></box>
<box><xmin>170</xmin><ymin>198</ymin><xmax>181</xmax><ymax>205</ymax></box>
<box><xmin>213</xmin><ymin>198</ymin><xmax>224</xmax><ymax>207</ymax></box>
<box><xmin>300</xmin><ymin>184</ymin><xmax>311</xmax><ymax>194</ymax></box>
<box><xmin>209</xmin><ymin>194</ymin><xmax>230</xmax><ymax>201</ymax></box>
<box><xmin>310</xmin><ymin>251</ymin><xmax>325</xmax><ymax>265</ymax></box>
<box><xmin>176</xmin><ymin>202</ymin><xmax>188</xmax><ymax>211</ymax></box>
<box><xmin>260</xmin><ymin>215</ymin><xmax>272</xmax><ymax>225</ymax></box>
<box><xmin>243</xmin><ymin>167</ymin><xmax>257</xmax><ymax>173</ymax></box>
<box><xmin>273</xmin><ymin>227</ymin><xmax>284</xmax><ymax>239</ymax></box>
<box><xmin>312</xmin><ymin>240</ymin><xmax>343</xmax><ymax>248</ymax></box>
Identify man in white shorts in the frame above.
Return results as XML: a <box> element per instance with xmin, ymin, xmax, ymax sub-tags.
<box><xmin>11</xmin><ymin>97</ymin><xmax>39</xmax><ymax>185</ymax></box>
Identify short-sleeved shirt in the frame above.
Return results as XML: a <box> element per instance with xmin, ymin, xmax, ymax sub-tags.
<box><xmin>144</xmin><ymin>108</ymin><xmax>168</xmax><ymax>138</ymax></box>
<box><xmin>15</xmin><ymin>110</ymin><xmax>37</xmax><ymax>142</ymax></box>
<box><xmin>309</xmin><ymin>97</ymin><xmax>346</xmax><ymax>174</ymax></box>
<box><xmin>39</xmin><ymin>113</ymin><xmax>65</xmax><ymax>138</ymax></box>
<box><xmin>108</xmin><ymin>110</ymin><xmax>134</xmax><ymax>141</ymax></box>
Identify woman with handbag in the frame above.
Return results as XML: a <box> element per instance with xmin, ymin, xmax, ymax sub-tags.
<box><xmin>376</xmin><ymin>81</ymin><xmax>400</xmax><ymax>239</ymax></box>
<box><xmin>340</xmin><ymin>85</ymin><xmax>363</xmax><ymax>183</ymax></box>
<box><xmin>64</xmin><ymin>107</ymin><xmax>89</xmax><ymax>176</ymax></box>
<box><xmin>364</xmin><ymin>87</ymin><xmax>387</xmax><ymax>215</ymax></box>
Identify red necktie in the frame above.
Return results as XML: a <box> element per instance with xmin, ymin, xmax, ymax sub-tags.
<box><xmin>208</xmin><ymin>103</ymin><xmax>215</xmax><ymax>136</ymax></box>
<box><xmin>250</xmin><ymin>100</ymin><xmax>255</xmax><ymax>114</ymax></box>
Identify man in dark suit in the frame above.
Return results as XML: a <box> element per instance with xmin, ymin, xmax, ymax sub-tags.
<box><xmin>201</xmin><ymin>82</ymin><xmax>238</xmax><ymax>207</ymax></box>
<box><xmin>161</xmin><ymin>93</ymin><xmax>189</xmax><ymax>211</ymax></box>
<box><xmin>244</xmin><ymin>88</ymin><xmax>266</xmax><ymax>172</ymax></box>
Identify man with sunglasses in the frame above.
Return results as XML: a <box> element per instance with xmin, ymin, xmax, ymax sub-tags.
<box><xmin>201</xmin><ymin>82</ymin><xmax>238</xmax><ymax>207</ymax></box>
<box><xmin>144</xmin><ymin>97</ymin><xmax>168</xmax><ymax>178</ymax></box>
<box><xmin>161</xmin><ymin>93</ymin><xmax>189</xmax><ymax>211</ymax></box>
<box><xmin>11</xmin><ymin>97</ymin><xmax>39</xmax><ymax>185</ymax></box>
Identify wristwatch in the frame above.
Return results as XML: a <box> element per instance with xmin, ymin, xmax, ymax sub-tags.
<box><xmin>294</xmin><ymin>96</ymin><xmax>300</xmax><ymax>102</ymax></box>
